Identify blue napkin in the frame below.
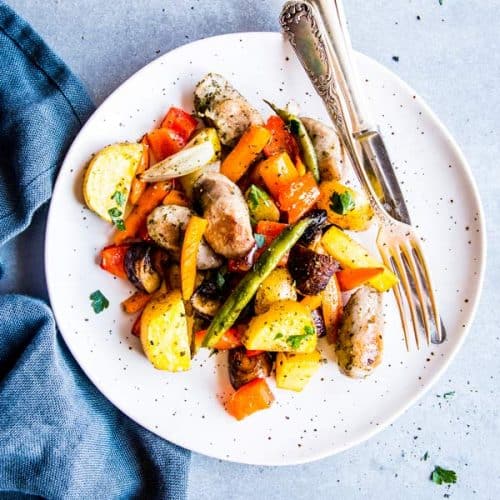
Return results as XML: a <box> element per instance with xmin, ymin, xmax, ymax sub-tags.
<box><xmin>0</xmin><ymin>3</ymin><xmax>190</xmax><ymax>498</ymax></box>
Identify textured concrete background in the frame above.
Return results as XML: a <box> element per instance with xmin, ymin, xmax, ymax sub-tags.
<box><xmin>3</xmin><ymin>0</ymin><xmax>499</xmax><ymax>498</ymax></box>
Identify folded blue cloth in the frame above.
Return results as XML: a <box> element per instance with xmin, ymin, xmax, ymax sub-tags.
<box><xmin>0</xmin><ymin>2</ymin><xmax>190</xmax><ymax>498</ymax></box>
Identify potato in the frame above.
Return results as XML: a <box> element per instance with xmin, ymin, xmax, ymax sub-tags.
<box><xmin>242</xmin><ymin>300</ymin><xmax>317</xmax><ymax>353</ymax></box>
<box><xmin>140</xmin><ymin>290</ymin><xmax>191</xmax><ymax>371</ymax></box>
<box><xmin>276</xmin><ymin>351</ymin><xmax>321</xmax><ymax>391</ymax></box>
<box><xmin>83</xmin><ymin>142</ymin><xmax>145</xmax><ymax>222</ymax></box>
<box><xmin>317</xmin><ymin>180</ymin><xmax>373</xmax><ymax>231</ymax></box>
<box><xmin>321</xmin><ymin>226</ymin><xmax>398</xmax><ymax>292</ymax></box>
<box><xmin>254</xmin><ymin>268</ymin><xmax>297</xmax><ymax>315</ymax></box>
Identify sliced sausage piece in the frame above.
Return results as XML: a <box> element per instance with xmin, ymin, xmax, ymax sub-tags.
<box><xmin>193</xmin><ymin>172</ymin><xmax>255</xmax><ymax>259</ymax></box>
<box><xmin>147</xmin><ymin>204</ymin><xmax>223</xmax><ymax>270</ymax></box>
<box><xmin>194</xmin><ymin>73</ymin><xmax>263</xmax><ymax>146</ymax></box>
<box><xmin>300</xmin><ymin>116</ymin><xmax>345</xmax><ymax>181</ymax></box>
<box><xmin>335</xmin><ymin>286</ymin><xmax>383</xmax><ymax>378</ymax></box>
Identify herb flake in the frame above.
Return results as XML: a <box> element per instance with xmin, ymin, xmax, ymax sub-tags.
<box><xmin>431</xmin><ymin>466</ymin><xmax>457</xmax><ymax>485</ymax></box>
<box><xmin>330</xmin><ymin>191</ymin><xmax>355</xmax><ymax>215</ymax></box>
<box><xmin>90</xmin><ymin>290</ymin><xmax>109</xmax><ymax>314</ymax></box>
<box><xmin>286</xmin><ymin>325</ymin><xmax>315</xmax><ymax>349</ymax></box>
<box><xmin>111</xmin><ymin>190</ymin><xmax>125</xmax><ymax>207</ymax></box>
<box><xmin>254</xmin><ymin>233</ymin><xmax>266</xmax><ymax>248</ymax></box>
<box><xmin>108</xmin><ymin>207</ymin><xmax>125</xmax><ymax>231</ymax></box>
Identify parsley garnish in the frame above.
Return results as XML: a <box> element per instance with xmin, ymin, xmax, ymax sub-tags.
<box><xmin>215</xmin><ymin>268</ymin><xmax>227</xmax><ymax>291</ymax></box>
<box><xmin>254</xmin><ymin>233</ymin><xmax>266</xmax><ymax>248</ymax></box>
<box><xmin>286</xmin><ymin>325</ymin><xmax>315</xmax><ymax>349</ymax></box>
<box><xmin>330</xmin><ymin>191</ymin><xmax>355</xmax><ymax>215</ymax></box>
<box><xmin>431</xmin><ymin>466</ymin><xmax>457</xmax><ymax>485</ymax></box>
<box><xmin>111</xmin><ymin>190</ymin><xmax>125</xmax><ymax>207</ymax></box>
<box><xmin>90</xmin><ymin>290</ymin><xmax>109</xmax><ymax>314</ymax></box>
<box><xmin>274</xmin><ymin>333</ymin><xmax>284</xmax><ymax>340</ymax></box>
<box><xmin>108</xmin><ymin>207</ymin><xmax>125</xmax><ymax>231</ymax></box>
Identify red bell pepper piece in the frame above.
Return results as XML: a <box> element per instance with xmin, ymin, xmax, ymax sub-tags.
<box><xmin>100</xmin><ymin>245</ymin><xmax>130</xmax><ymax>279</ymax></box>
<box><xmin>263</xmin><ymin>115</ymin><xmax>299</xmax><ymax>160</ymax></box>
<box><xmin>245</xmin><ymin>349</ymin><xmax>265</xmax><ymax>358</ymax></box>
<box><xmin>226</xmin><ymin>378</ymin><xmax>274</xmax><ymax>420</ymax></box>
<box><xmin>277</xmin><ymin>172</ymin><xmax>320</xmax><ymax>224</ymax></box>
<box><xmin>194</xmin><ymin>328</ymin><xmax>242</xmax><ymax>351</ymax></box>
<box><xmin>146</xmin><ymin>127</ymin><xmax>184</xmax><ymax>162</ymax></box>
<box><xmin>161</xmin><ymin>107</ymin><xmax>198</xmax><ymax>142</ymax></box>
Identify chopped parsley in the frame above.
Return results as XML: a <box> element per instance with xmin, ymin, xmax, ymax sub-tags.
<box><xmin>215</xmin><ymin>268</ymin><xmax>227</xmax><ymax>291</ymax></box>
<box><xmin>274</xmin><ymin>333</ymin><xmax>284</xmax><ymax>340</ymax></box>
<box><xmin>108</xmin><ymin>207</ymin><xmax>125</xmax><ymax>231</ymax></box>
<box><xmin>111</xmin><ymin>190</ymin><xmax>125</xmax><ymax>207</ymax></box>
<box><xmin>90</xmin><ymin>290</ymin><xmax>109</xmax><ymax>314</ymax></box>
<box><xmin>286</xmin><ymin>325</ymin><xmax>315</xmax><ymax>349</ymax></box>
<box><xmin>330</xmin><ymin>191</ymin><xmax>355</xmax><ymax>215</ymax></box>
<box><xmin>254</xmin><ymin>233</ymin><xmax>266</xmax><ymax>248</ymax></box>
<box><xmin>431</xmin><ymin>466</ymin><xmax>457</xmax><ymax>485</ymax></box>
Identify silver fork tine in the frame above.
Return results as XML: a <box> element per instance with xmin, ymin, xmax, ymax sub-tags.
<box><xmin>391</xmin><ymin>249</ymin><xmax>420</xmax><ymax>349</ymax></box>
<box><xmin>401</xmin><ymin>244</ymin><xmax>431</xmax><ymax>345</ymax></box>
<box><xmin>411</xmin><ymin>238</ymin><xmax>442</xmax><ymax>342</ymax></box>
<box><xmin>379</xmin><ymin>246</ymin><xmax>410</xmax><ymax>350</ymax></box>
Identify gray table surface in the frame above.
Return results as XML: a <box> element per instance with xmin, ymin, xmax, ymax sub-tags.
<box><xmin>2</xmin><ymin>0</ymin><xmax>499</xmax><ymax>498</ymax></box>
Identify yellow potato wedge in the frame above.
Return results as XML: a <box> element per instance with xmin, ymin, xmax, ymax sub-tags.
<box><xmin>83</xmin><ymin>142</ymin><xmax>145</xmax><ymax>223</ymax></box>
<box><xmin>242</xmin><ymin>300</ymin><xmax>317</xmax><ymax>353</ymax></box>
<box><xmin>276</xmin><ymin>351</ymin><xmax>321</xmax><ymax>392</ymax></box>
<box><xmin>140</xmin><ymin>290</ymin><xmax>191</xmax><ymax>371</ymax></box>
<box><xmin>321</xmin><ymin>226</ymin><xmax>398</xmax><ymax>292</ymax></box>
<box><xmin>317</xmin><ymin>180</ymin><xmax>374</xmax><ymax>231</ymax></box>
<box><xmin>254</xmin><ymin>268</ymin><xmax>297</xmax><ymax>315</ymax></box>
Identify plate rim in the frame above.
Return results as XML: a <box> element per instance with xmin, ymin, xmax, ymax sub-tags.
<box><xmin>44</xmin><ymin>31</ymin><xmax>487</xmax><ymax>466</ymax></box>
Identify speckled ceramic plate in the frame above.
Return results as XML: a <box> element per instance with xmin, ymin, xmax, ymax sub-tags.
<box><xmin>45</xmin><ymin>32</ymin><xmax>486</xmax><ymax>465</ymax></box>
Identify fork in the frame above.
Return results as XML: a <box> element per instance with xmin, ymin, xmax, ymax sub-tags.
<box><xmin>280</xmin><ymin>0</ymin><xmax>442</xmax><ymax>349</ymax></box>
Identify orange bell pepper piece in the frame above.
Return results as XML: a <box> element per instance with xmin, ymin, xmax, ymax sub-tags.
<box><xmin>257</xmin><ymin>151</ymin><xmax>299</xmax><ymax>200</ymax></box>
<box><xmin>146</xmin><ymin>128</ymin><xmax>184</xmax><ymax>161</ymax></box>
<box><xmin>300</xmin><ymin>294</ymin><xmax>323</xmax><ymax>311</ymax></box>
<box><xmin>221</xmin><ymin>125</ymin><xmax>271</xmax><ymax>183</ymax></box>
<box><xmin>277</xmin><ymin>172</ymin><xmax>320</xmax><ymax>224</ymax></box>
<box><xmin>336</xmin><ymin>267</ymin><xmax>385</xmax><ymax>291</ymax></box>
<box><xmin>263</xmin><ymin>115</ymin><xmax>299</xmax><ymax>159</ymax></box>
<box><xmin>180</xmin><ymin>216</ymin><xmax>208</xmax><ymax>301</ymax></box>
<box><xmin>226</xmin><ymin>378</ymin><xmax>274</xmax><ymax>420</ymax></box>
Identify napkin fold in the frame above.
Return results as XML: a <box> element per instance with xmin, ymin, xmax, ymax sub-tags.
<box><xmin>0</xmin><ymin>2</ymin><xmax>190</xmax><ymax>498</ymax></box>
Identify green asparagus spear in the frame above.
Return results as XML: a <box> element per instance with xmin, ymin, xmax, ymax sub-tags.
<box><xmin>264</xmin><ymin>100</ymin><xmax>320</xmax><ymax>182</ymax></box>
<box><xmin>202</xmin><ymin>216</ymin><xmax>314</xmax><ymax>348</ymax></box>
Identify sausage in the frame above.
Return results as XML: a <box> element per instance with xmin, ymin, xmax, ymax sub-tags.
<box><xmin>300</xmin><ymin>116</ymin><xmax>345</xmax><ymax>181</ymax></box>
<box><xmin>193</xmin><ymin>172</ymin><xmax>255</xmax><ymax>259</ymax></box>
<box><xmin>146</xmin><ymin>204</ymin><xmax>223</xmax><ymax>270</ymax></box>
<box><xmin>194</xmin><ymin>73</ymin><xmax>263</xmax><ymax>146</ymax></box>
<box><xmin>335</xmin><ymin>286</ymin><xmax>383</xmax><ymax>378</ymax></box>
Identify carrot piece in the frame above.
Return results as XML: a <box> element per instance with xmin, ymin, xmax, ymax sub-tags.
<box><xmin>257</xmin><ymin>152</ymin><xmax>299</xmax><ymax>200</ymax></box>
<box><xmin>300</xmin><ymin>294</ymin><xmax>323</xmax><ymax>311</ymax></box>
<box><xmin>131</xmin><ymin>313</ymin><xmax>142</xmax><ymax>337</ymax></box>
<box><xmin>263</xmin><ymin>115</ymin><xmax>299</xmax><ymax>159</ymax></box>
<box><xmin>337</xmin><ymin>267</ymin><xmax>385</xmax><ymax>291</ymax></box>
<box><xmin>226</xmin><ymin>378</ymin><xmax>274</xmax><ymax>420</ymax></box>
<box><xmin>160</xmin><ymin>107</ymin><xmax>198</xmax><ymax>142</ymax></box>
<box><xmin>221</xmin><ymin>125</ymin><xmax>271</xmax><ymax>183</ymax></box>
<box><xmin>321</xmin><ymin>274</ymin><xmax>343</xmax><ymax>344</ymax></box>
<box><xmin>181</xmin><ymin>216</ymin><xmax>208</xmax><ymax>301</ymax></box>
<box><xmin>277</xmin><ymin>172</ymin><xmax>320</xmax><ymax>224</ymax></box>
<box><xmin>194</xmin><ymin>328</ymin><xmax>242</xmax><ymax>351</ymax></box>
<box><xmin>113</xmin><ymin>181</ymin><xmax>171</xmax><ymax>244</ymax></box>
<box><xmin>100</xmin><ymin>244</ymin><xmax>130</xmax><ymax>279</ymax></box>
<box><xmin>146</xmin><ymin>128</ymin><xmax>184</xmax><ymax>161</ymax></box>
<box><xmin>122</xmin><ymin>291</ymin><xmax>151</xmax><ymax>314</ymax></box>
<box><xmin>162</xmin><ymin>189</ymin><xmax>190</xmax><ymax>207</ymax></box>
<box><xmin>129</xmin><ymin>137</ymin><xmax>150</xmax><ymax>205</ymax></box>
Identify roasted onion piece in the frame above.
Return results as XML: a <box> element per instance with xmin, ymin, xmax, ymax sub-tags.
<box><xmin>124</xmin><ymin>244</ymin><xmax>161</xmax><ymax>293</ymax></box>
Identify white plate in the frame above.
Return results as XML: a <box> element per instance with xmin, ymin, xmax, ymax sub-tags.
<box><xmin>45</xmin><ymin>32</ymin><xmax>486</xmax><ymax>465</ymax></box>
